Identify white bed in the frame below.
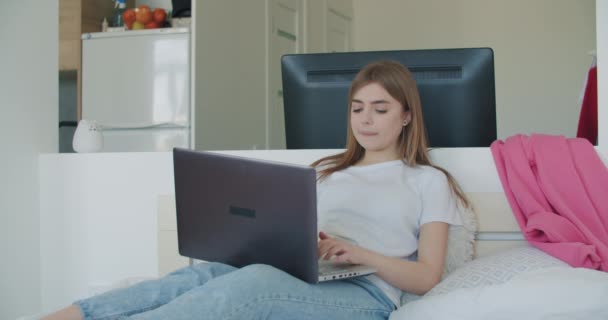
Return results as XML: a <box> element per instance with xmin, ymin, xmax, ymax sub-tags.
<box><xmin>155</xmin><ymin>148</ymin><xmax>608</xmax><ymax>319</ymax></box>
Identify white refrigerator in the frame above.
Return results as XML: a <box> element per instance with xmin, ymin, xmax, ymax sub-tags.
<box><xmin>81</xmin><ymin>28</ymin><xmax>191</xmax><ymax>152</ymax></box>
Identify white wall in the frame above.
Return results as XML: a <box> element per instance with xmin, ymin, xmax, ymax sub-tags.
<box><xmin>0</xmin><ymin>1</ymin><xmax>58</xmax><ymax>319</ymax></box>
<box><xmin>136</xmin><ymin>0</ymin><xmax>172</xmax><ymax>10</ymax></box>
<box><xmin>194</xmin><ymin>0</ymin><xmax>268</xmax><ymax>150</ymax></box>
<box><xmin>352</xmin><ymin>0</ymin><xmax>596</xmax><ymax>140</ymax></box>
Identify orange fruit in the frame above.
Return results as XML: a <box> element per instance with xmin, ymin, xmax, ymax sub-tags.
<box><xmin>135</xmin><ymin>7</ymin><xmax>153</xmax><ymax>24</ymax></box>
<box><xmin>152</xmin><ymin>8</ymin><xmax>167</xmax><ymax>24</ymax></box>
<box><xmin>144</xmin><ymin>21</ymin><xmax>159</xmax><ymax>29</ymax></box>
<box><xmin>122</xmin><ymin>9</ymin><xmax>136</xmax><ymax>24</ymax></box>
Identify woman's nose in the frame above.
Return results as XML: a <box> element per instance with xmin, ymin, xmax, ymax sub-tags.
<box><xmin>362</xmin><ymin>108</ymin><xmax>373</xmax><ymax>124</ymax></box>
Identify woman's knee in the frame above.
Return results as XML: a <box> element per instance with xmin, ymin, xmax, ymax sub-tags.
<box><xmin>165</xmin><ymin>262</ymin><xmax>236</xmax><ymax>285</ymax></box>
<box><xmin>229</xmin><ymin>264</ymin><xmax>308</xmax><ymax>292</ymax></box>
<box><xmin>198</xmin><ymin>264</ymin><xmax>294</xmax><ymax>304</ymax></box>
<box><xmin>240</xmin><ymin>263</ymin><xmax>281</xmax><ymax>274</ymax></box>
<box><xmin>238</xmin><ymin>264</ymin><xmax>293</xmax><ymax>282</ymax></box>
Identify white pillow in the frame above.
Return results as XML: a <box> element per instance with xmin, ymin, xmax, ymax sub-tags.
<box><xmin>390</xmin><ymin>267</ymin><xmax>608</xmax><ymax>320</ymax></box>
<box><xmin>426</xmin><ymin>245</ymin><xmax>569</xmax><ymax>297</ymax></box>
<box><xmin>400</xmin><ymin>205</ymin><xmax>477</xmax><ymax>305</ymax></box>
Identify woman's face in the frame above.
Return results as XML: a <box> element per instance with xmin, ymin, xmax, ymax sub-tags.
<box><xmin>350</xmin><ymin>82</ymin><xmax>409</xmax><ymax>155</ymax></box>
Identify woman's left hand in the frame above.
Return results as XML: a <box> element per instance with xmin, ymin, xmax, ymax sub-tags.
<box><xmin>317</xmin><ymin>231</ymin><xmax>370</xmax><ymax>265</ymax></box>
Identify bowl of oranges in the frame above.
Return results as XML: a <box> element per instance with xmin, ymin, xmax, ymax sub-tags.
<box><xmin>123</xmin><ymin>5</ymin><xmax>168</xmax><ymax>30</ymax></box>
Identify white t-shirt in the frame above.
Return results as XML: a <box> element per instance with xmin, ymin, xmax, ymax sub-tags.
<box><xmin>317</xmin><ymin>160</ymin><xmax>462</xmax><ymax>306</ymax></box>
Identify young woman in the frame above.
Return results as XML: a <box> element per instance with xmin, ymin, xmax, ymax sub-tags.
<box><xmin>44</xmin><ymin>60</ymin><xmax>469</xmax><ymax>320</ymax></box>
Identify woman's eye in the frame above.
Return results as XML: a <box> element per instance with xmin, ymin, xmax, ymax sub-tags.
<box><xmin>375</xmin><ymin>109</ymin><xmax>387</xmax><ymax>114</ymax></box>
<box><xmin>352</xmin><ymin>108</ymin><xmax>363</xmax><ymax>113</ymax></box>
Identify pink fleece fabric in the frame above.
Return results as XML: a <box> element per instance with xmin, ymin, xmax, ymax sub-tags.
<box><xmin>491</xmin><ymin>134</ymin><xmax>608</xmax><ymax>271</ymax></box>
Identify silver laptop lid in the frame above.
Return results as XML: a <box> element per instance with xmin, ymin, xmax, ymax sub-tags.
<box><xmin>173</xmin><ymin>148</ymin><xmax>319</xmax><ymax>283</ymax></box>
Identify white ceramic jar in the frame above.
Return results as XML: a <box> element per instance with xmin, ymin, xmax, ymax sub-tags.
<box><xmin>73</xmin><ymin>120</ymin><xmax>104</xmax><ymax>153</ymax></box>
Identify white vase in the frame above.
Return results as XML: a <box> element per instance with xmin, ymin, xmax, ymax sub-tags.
<box><xmin>73</xmin><ymin>120</ymin><xmax>104</xmax><ymax>153</ymax></box>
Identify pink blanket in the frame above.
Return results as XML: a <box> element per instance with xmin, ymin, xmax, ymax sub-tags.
<box><xmin>491</xmin><ymin>134</ymin><xmax>608</xmax><ymax>271</ymax></box>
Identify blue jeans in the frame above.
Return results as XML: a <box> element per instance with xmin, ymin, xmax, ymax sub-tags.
<box><xmin>75</xmin><ymin>262</ymin><xmax>395</xmax><ymax>319</ymax></box>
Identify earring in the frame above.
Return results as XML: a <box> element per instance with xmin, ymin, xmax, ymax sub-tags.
<box><xmin>403</xmin><ymin>120</ymin><xmax>409</xmax><ymax>126</ymax></box>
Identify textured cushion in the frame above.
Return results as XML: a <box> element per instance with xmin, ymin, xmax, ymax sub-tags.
<box><xmin>443</xmin><ymin>205</ymin><xmax>477</xmax><ymax>276</ymax></box>
<box><xmin>400</xmin><ymin>205</ymin><xmax>477</xmax><ymax>305</ymax></box>
<box><xmin>390</xmin><ymin>267</ymin><xmax>608</xmax><ymax>320</ymax></box>
<box><xmin>425</xmin><ymin>246</ymin><xmax>569</xmax><ymax>297</ymax></box>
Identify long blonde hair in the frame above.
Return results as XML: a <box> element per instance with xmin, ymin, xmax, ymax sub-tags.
<box><xmin>311</xmin><ymin>60</ymin><xmax>470</xmax><ymax>208</ymax></box>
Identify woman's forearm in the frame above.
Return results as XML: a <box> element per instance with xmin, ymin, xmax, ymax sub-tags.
<box><xmin>360</xmin><ymin>249</ymin><xmax>443</xmax><ymax>295</ymax></box>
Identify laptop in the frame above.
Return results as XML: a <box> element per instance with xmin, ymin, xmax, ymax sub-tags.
<box><xmin>173</xmin><ymin>148</ymin><xmax>376</xmax><ymax>283</ymax></box>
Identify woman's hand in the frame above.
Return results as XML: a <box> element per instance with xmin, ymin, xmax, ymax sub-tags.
<box><xmin>318</xmin><ymin>222</ymin><xmax>449</xmax><ymax>295</ymax></box>
<box><xmin>317</xmin><ymin>231</ymin><xmax>370</xmax><ymax>265</ymax></box>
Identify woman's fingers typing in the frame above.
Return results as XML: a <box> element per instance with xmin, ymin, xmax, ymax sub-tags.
<box><xmin>318</xmin><ymin>231</ymin><xmax>351</xmax><ymax>260</ymax></box>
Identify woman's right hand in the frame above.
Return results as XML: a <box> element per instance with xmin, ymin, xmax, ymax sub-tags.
<box><xmin>317</xmin><ymin>231</ymin><xmax>371</xmax><ymax>265</ymax></box>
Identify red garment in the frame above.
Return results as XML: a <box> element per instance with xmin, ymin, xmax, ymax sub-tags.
<box><xmin>576</xmin><ymin>66</ymin><xmax>597</xmax><ymax>145</ymax></box>
<box><xmin>491</xmin><ymin>134</ymin><xmax>608</xmax><ymax>271</ymax></box>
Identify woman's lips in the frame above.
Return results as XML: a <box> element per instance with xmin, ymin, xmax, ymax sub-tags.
<box><xmin>358</xmin><ymin>131</ymin><xmax>378</xmax><ymax>136</ymax></box>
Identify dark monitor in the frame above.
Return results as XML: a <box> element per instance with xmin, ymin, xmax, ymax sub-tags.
<box><xmin>281</xmin><ymin>48</ymin><xmax>496</xmax><ymax>148</ymax></box>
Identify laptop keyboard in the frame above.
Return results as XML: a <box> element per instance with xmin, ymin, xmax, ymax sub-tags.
<box><xmin>317</xmin><ymin>260</ymin><xmax>377</xmax><ymax>281</ymax></box>
<box><xmin>318</xmin><ymin>260</ymin><xmax>356</xmax><ymax>275</ymax></box>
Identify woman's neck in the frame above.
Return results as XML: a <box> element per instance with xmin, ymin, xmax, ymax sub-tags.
<box><xmin>357</xmin><ymin>150</ymin><xmax>401</xmax><ymax>166</ymax></box>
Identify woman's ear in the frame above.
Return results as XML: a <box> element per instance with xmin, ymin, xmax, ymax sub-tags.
<box><xmin>403</xmin><ymin>112</ymin><xmax>412</xmax><ymax>126</ymax></box>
